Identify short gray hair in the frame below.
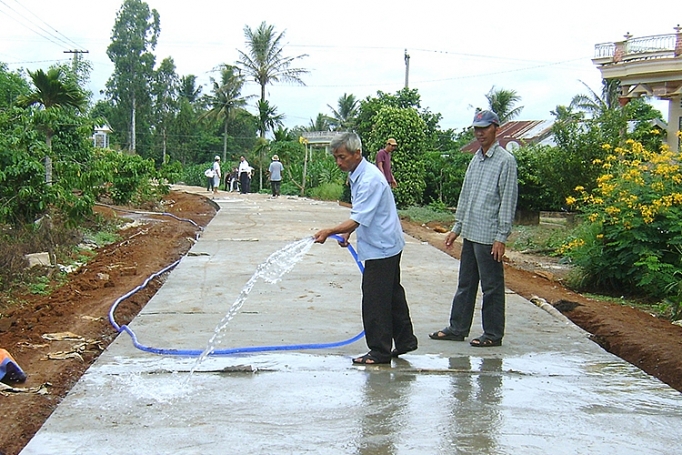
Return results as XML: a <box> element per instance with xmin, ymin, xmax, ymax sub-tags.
<box><xmin>330</xmin><ymin>132</ymin><xmax>362</xmax><ymax>154</ymax></box>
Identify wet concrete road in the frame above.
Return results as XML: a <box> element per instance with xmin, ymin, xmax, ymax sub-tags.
<box><xmin>21</xmin><ymin>187</ymin><xmax>682</xmax><ymax>455</ymax></box>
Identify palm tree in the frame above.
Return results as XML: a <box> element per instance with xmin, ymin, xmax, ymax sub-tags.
<box><xmin>306</xmin><ymin>113</ymin><xmax>332</xmax><ymax>132</ymax></box>
<box><xmin>202</xmin><ymin>65</ymin><xmax>254</xmax><ymax>161</ymax></box>
<box><xmin>17</xmin><ymin>67</ymin><xmax>87</xmax><ymax>184</ymax></box>
<box><xmin>485</xmin><ymin>86</ymin><xmax>523</xmax><ymax>123</ymax></box>
<box><xmin>272</xmin><ymin>126</ymin><xmax>294</xmax><ymax>142</ymax></box>
<box><xmin>255</xmin><ymin>99</ymin><xmax>284</xmax><ymax>190</ymax></box>
<box><xmin>178</xmin><ymin>75</ymin><xmax>202</xmax><ymax>104</ymax></box>
<box><xmin>569</xmin><ymin>79</ymin><xmax>621</xmax><ymax>117</ymax></box>
<box><xmin>327</xmin><ymin>93</ymin><xmax>359</xmax><ymax>131</ymax></box>
<box><xmin>257</xmin><ymin>99</ymin><xmax>284</xmax><ymax>138</ymax></box>
<box><xmin>236</xmin><ymin>21</ymin><xmax>308</xmax><ymax>124</ymax></box>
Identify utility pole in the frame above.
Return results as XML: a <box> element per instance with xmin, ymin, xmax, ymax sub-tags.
<box><xmin>404</xmin><ymin>49</ymin><xmax>410</xmax><ymax>88</ymax></box>
<box><xmin>63</xmin><ymin>50</ymin><xmax>89</xmax><ymax>73</ymax></box>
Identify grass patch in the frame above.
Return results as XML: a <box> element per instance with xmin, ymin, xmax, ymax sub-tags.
<box><xmin>309</xmin><ymin>183</ymin><xmax>344</xmax><ymax>201</ymax></box>
<box><xmin>398</xmin><ymin>205</ymin><xmax>455</xmax><ymax>225</ymax></box>
<box><xmin>27</xmin><ymin>275</ymin><xmax>51</xmax><ymax>295</ymax></box>
<box><xmin>507</xmin><ymin>223</ymin><xmax>573</xmax><ymax>253</ymax></box>
<box><xmin>582</xmin><ymin>292</ymin><xmax>671</xmax><ymax>319</ymax></box>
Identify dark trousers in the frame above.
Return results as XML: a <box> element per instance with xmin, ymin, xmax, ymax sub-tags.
<box><xmin>362</xmin><ymin>252</ymin><xmax>417</xmax><ymax>361</ymax></box>
<box><xmin>448</xmin><ymin>239</ymin><xmax>506</xmax><ymax>341</ymax></box>
<box><xmin>270</xmin><ymin>180</ymin><xmax>281</xmax><ymax>196</ymax></box>
<box><xmin>239</xmin><ymin>172</ymin><xmax>250</xmax><ymax>194</ymax></box>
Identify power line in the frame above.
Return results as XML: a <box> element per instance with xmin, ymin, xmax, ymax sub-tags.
<box><xmin>290</xmin><ymin>43</ymin><xmax>584</xmax><ymax>65</ymax></box>
<box><xmin>0</xmin><ymin>0</ymin><xmax>86</xmax><ymax>52</ymax></box>
<box><xmin>263</xmin><ymin>56</ymin><xmax>587</xmax><ymax>90</ymax></box>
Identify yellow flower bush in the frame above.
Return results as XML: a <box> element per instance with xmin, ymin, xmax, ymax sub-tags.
<box><xmin>561</xmin><ymin>138</ymin><xmax>682</xmax><ymax>297</ymax></box>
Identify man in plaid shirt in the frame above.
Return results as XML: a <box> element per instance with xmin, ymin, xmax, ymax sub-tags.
<box><xmin>429</xmin><ymin>110</ymin><xmax>518</xmax><ymax>347</ymax></box>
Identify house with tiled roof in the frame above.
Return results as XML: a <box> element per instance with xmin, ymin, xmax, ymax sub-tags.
<box><xmin>460</xmin><ymin>120</ymin><xmax>555</xmax><ymax>153</ymax></box>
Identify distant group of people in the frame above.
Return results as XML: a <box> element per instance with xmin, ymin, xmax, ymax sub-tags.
<box><xmin>315</xmin><ymin>110</ymin><xmax>518</xmax><ymax>364</ymax></box>
<box><xmin>204</xmin><ymin>154</ymin><xmax>284</xmax><ymax>198</ymax></box>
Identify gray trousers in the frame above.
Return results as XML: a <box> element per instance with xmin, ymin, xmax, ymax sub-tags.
<box><xmin>448</xmin><ymin>239</ymin><xmax>506</xmax><ymax>341</ymax></box>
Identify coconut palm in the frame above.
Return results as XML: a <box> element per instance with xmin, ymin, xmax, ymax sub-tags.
<box><xmin>236</xmin><ymin>21</ymin><xmax>308</xmax><ymax>112</ymax></box>
<box><xmin>202</xmin><ymin>65</ymin><xmax>254</xmax><ymax>161</ymax></box>
<box><xmin>306</xmin><ymin>113</ymin><xmax>333</xmax><ymax>132</ymax></box>
<box><xmin>327</xmin><ymin>93</ymin><xmax>359</xmax><ymax>131</ymax></box>
<box><xmin>255</xmin><ymin>99</ymin><xmax>285</xmax><ymax>189</ymax></box>
<box><xmin>569</xmin><ymin>79</ymin><xmax>621</xmax><ymax>117</ymax></box>
<box><xmin>485</xmin><ymin>86</ymin><xmax>523</xmax><ymax>123</ymax></box>
<box><xmin>17</xmin><ymin>67</ymin><xmax>87</xmax><ymax>184</ymax></box>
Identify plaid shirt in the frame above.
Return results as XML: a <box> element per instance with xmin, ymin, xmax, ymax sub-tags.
<box><xmin>452</xmin><ymin>142</ymin><xmax>518</xmax><ymax>244</ymax></box>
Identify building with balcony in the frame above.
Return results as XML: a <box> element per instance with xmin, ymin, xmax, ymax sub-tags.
<box><xmin>592</xmin><ymin>25</ymin><xmax>682</xmax><ymax>151</ymax></box>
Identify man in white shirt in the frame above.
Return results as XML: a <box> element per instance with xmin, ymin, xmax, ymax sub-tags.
<box><xmin>212</xmin><ymin>156</ymin><xmax>221</xmax><ymax>195</ymax></box>
<box><xmin>238</xmin><ymin>156</ymin><xmax>251</xmax><ymax>194</ymax></box>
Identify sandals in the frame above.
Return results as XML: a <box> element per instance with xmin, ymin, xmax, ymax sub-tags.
<box><xmin>469</xmin><ymin>336</ymin><xmax>502</xmax><ymax>347</ymax></box>
<box><xmin>428</xmin><ymin>330</ymin><xmax>465</xmax><ymax>341</ymax></box>
<box><xmin>352</xmin><ymin>353</ymin><xmax>390</xmax><ymax>365</ymax></box>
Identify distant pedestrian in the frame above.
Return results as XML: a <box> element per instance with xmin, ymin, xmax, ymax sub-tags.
<box><xmin>429</xmin><ymin>110</ymin><xmax>517</xmax><ymax>347</ymax></box>
<box><xmin>314</xmin><ymin>132</ymin><xmax>418</xmax><ymax>365</ymax></box>
<box><xmin>205</xmin><ymin>167</ymin><xmax>215</xmax><ymax>192</ymax></box>
<box><xmin>228</xmin><ymin>168</ymin><xmax>239</xmax><ymax>192</ymax></box>
<box><xmin>268</xmin><ymin>155</ymin><xmax>284</xmax><ymax>197</ymax></box>
<box><xmin>376</xmin><ymin>138</ymin><xmax>398</xmax><ymax>188</ymax></box>
<box><xmin>238</xmin><ymin>156</ymin><xmax>251</xmax><ymax>194</ymax></box>
<box><xmin>212</xmin><ymin>156</ymin><xmax>221</xmax><ymax>195</ymax></box>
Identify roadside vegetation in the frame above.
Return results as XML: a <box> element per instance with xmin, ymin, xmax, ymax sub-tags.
<box><xmin>1</xmin><ymin>0</ymin><xmax>681</xmax><ymax>323</ymax></box>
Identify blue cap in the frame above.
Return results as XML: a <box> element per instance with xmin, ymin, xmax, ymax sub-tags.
<box><xmin>472</xmin><ymin>110</ymin><xmax>500</xmax><ymax>127</ymax></box>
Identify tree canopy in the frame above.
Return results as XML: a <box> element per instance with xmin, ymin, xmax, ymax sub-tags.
<box><xmin>236</xmin><ymin>21</ymin><xmax>309</xmax><ymax>103</ymax></box>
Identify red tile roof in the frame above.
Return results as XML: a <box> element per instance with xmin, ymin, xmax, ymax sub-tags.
<box><xmin>461</xmin><ymin>120</ymin><xmax>554</xmax><ymax>153</ymax></box>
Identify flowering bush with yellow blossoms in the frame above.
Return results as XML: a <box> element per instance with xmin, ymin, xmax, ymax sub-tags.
<box><xmin>561</xmin><ymin>135</ymin><xmax>682</xmax><ymax>299</ymax></box>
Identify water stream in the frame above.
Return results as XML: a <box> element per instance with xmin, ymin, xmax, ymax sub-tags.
<box><xmin>187</xmin><ymin>236</ymin><xmax>315</xmax><ymax>379</ymax></box>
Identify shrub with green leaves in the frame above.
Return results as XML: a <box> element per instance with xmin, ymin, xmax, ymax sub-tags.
<box><xmin>422</xmin><ymin>150</ymin><xmax>470</xmax><ymax>207</ymax></box>
<box><xmin>98</xmin><ymin>150</ymin><xmax>166</xmax><ymax>205</ymax></box>
<box><xmin>308</xmin><ymin>182</ymin><xmax>344</xmax><ymax>201</ymax></box>
<box><xmin>367</xmin><ymin>106</ymin><xmax>428</xmax><ymax>208</ymax></box>
<box><xmin>560</xmin><ymin>137</ymin><xmax>682</xmax><ymax>298</ymax></box>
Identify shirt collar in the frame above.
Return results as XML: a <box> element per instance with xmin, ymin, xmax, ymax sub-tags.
<box><xmin>349</xmin><ymin>157</ymin><xmax>367</xmax><ymax>183</ymax></box>
<box><xmin>477</xmin><ymin>141</ymin><xmax>501</xmax><ymax>160</ymax></box>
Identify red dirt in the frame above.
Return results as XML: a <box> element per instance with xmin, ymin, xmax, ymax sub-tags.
<box><xmin>0</xmin><ymin>191</ymin><xmax>216</xmax><ymax>455</ymax></box>
<box><xmin>1</xmin><ymin>192</ymin><xmax>680</xmax><ymax>454</ymax></box>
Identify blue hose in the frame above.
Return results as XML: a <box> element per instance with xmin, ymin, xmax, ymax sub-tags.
<box><xmin>109</xmin><ymin>234</ymin><xmax>365</xmax><ymax>356</ymax></box>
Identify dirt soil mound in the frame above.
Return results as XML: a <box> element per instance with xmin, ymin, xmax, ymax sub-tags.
<box><xmin>1</xmin><ymin>192</ymin><xmax>681</xmax><ymax>454</ymax></box>
<box><xmin>0</xmin><ymin>191</ymin><xmax>215</xmax><ymax>455</ymax></box>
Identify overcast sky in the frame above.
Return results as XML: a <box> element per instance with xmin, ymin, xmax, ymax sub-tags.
<box><xmin>0</xmin><ymin>0</ymin><xmax>677</xmax><ymax>131</ymax></box>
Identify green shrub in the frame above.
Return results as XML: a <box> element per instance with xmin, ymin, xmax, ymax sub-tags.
<box><xmin>309</xmin><ymin>182</ymin><xmax>344</xmax><ymax>201</ymax></box>
<box><xmin>280</xmin><ymin>182</ymin><xmax>299</xmax><ymax>196</ymax></box>
<box><xmin>398</xmin><ymin>205</ymin><xmax>455</xmax><ymax>225</ymax></box>
<box><xmin>560</xmin><ymin>138</ymin><xmax>682</xmax><ymax>298</ymax></box>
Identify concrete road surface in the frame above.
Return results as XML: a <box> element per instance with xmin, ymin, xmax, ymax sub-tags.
<box><xmin>21</xmin><ymin>187</ymin><xmax>682</xmax><ymax>455</ymax></box>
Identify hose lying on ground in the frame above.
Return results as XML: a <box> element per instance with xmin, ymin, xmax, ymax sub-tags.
<box><xmin>109</xmin><ymin>233</ymin><xmax>365</xmax><ymax>356</ymax></box>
